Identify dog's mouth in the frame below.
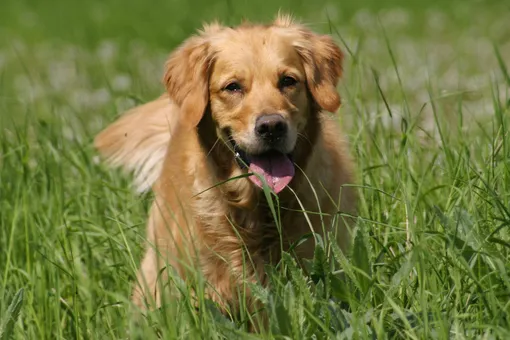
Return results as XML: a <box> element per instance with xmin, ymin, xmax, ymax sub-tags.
<box><xmin>230</xmin><ymin>140</ymin><xmax>295</xmax><ymax>194</ymax></box>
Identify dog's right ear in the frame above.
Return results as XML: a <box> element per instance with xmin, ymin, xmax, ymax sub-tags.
<box><xmin>163</xmin><ymin>28</ymin><xmax>217</xmax><ymax>128</ymax></box>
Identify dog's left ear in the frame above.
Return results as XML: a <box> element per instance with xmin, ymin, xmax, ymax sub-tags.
<box><xmin>163</xmin><ymin>31</ymin><xmax>215</xmax><ymax>127</ymax></box>
<box><xmin>293</xmin><ymin>31</ymin><xmax>344</xmax><ymax>113</ymax></box>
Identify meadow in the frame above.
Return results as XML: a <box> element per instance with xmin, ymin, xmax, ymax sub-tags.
<box><xmin>1</xmin><ymin>0</ymin><xmax>510</xmax><ymax>338</ymax></box>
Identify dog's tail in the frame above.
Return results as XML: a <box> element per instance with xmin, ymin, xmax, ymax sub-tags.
<box><xmin>94</xmin><ymin>93</ymin><xmax>176</xmax><ymax>193</ymax></box>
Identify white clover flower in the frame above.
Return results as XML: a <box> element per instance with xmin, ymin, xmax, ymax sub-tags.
<box><xmin>97</xmin><ymin>40</ymin><xmax>118</xmax><ymax>63</ymax></box>
<box><xmin>90</xmin><ymin>88</ymin><xmax>111</xmax><ymax>108</ymax></box>
<box><xmin>47</xmin><ymin>60</ymin><xmax>77</xmax><ymax>91</ymax></box>
<box><xmin>112</xmin><ymin>74</ymin><xmax>132</xmax><ymax>91</ymax></box>
<box><xmin>352</xmin><ymin>10</ymin><xmax>375</xmax><ymax>31</ymax></box>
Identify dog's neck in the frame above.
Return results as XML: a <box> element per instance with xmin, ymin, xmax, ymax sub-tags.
<box><xmin>192</xmin><ymin>106</ymin><xmax>322</xmax><ymax>264</ymax></box>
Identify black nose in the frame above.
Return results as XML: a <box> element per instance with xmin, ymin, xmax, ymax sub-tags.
<box><xmin>255</xmin><ymin>114</ymin><xmax>288</xmax><ymax>143</ymax></box>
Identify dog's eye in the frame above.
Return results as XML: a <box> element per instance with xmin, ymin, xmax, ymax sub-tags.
<box><xmin>224</xmin><ymin>82</ymin><xmax>243</xmax><ymax>93</ymax></box>
<box><xmin>279</xmin><ymin>76</ymin><xmax>298</xmax><ymax>88</ymax></box>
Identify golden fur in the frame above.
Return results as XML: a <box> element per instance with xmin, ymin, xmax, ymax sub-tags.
<box><xmin>94</xmin><ymin>13</ymin><xmax>357</xmax><ymax>322</ymax></box>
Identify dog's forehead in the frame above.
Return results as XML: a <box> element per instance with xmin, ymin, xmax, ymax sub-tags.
<box><xmin>210</xmin><ymin>26</ymin><xmax>302</xmax><ymax>67</ymax></box>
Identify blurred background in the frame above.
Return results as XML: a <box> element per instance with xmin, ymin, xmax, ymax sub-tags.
<box><xmin>0</xmin><ymin>0</ymin><xmax>508</xmax><ymax>133</ymax></box>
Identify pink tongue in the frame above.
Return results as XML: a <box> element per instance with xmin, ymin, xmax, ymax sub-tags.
<box><xmin>248</xmin><ymin>153</ymin><xmax>295</xmax><ymax>194</ymax></box>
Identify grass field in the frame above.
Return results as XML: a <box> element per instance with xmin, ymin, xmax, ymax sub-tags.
<box><xmin>1</xmin><ymin>0</ymin><xmax>510</xmax><ymax>338</ymax></box>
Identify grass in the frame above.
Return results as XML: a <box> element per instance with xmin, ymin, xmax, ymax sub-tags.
<box><xmin>1</xmin><ymin>0</ymin><xmax>510</xmax><ymax>338</ymax></box>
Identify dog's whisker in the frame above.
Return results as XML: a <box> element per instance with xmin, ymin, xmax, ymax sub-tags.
<box><xmin>297</xmin><ymin>133</ymin><xmax>313</xmax><ymax>147</ymax></box>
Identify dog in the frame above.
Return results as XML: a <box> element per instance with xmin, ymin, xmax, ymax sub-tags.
<box><xmin>94</xmin><ymin>13</ymin><xmax>357</xmax><ymax>322</ymax></box>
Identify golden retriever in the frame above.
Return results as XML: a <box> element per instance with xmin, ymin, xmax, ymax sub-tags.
<box><xmin>94</xmin><ymin>13</ymin><xmax>357</xmax><ymax>322</ymax></box>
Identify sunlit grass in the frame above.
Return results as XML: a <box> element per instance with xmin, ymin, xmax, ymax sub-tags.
<box><xmin>1</xmin><ymin>0</ymin><xmax>510</xmax><ymax>338</ymax></box>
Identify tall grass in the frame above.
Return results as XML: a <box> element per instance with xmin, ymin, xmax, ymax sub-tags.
<box><xmin>1</xmin><ymin>0</ymin><xmax>509</xmax><ymax>338</ymax></box>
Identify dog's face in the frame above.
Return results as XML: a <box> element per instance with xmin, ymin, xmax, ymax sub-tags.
<box><xmin>208</xmin><ymin>29</ymin><xmax>309</xmax><ymax>157</ymax></box>
<box><xmin>164</xmin><ymin>15</ymin><xmax>343</xmax><ymax>193</ymax></box>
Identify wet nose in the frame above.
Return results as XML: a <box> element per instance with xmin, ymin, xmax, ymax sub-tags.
<box><xmin>255</xmin><ymin>114</ymin><xmax>288</xmax><ymax>143</ymax></box>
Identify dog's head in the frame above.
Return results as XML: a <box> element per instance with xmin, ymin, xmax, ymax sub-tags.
<box><xmin>164</xmin><ymin>14</ymin><xmax>343</xmax><ymax>194</ymax></box>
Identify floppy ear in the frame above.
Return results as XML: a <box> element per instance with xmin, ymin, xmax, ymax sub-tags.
<box><xmin>293</xmin><ymin>31</ymin><xmax>344</xmax><ymax>113</ymax></box>
<box><xmin>163</xmin><ymin>34</ymin><xmax>214</xmax><ymax>127</ymax></box>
